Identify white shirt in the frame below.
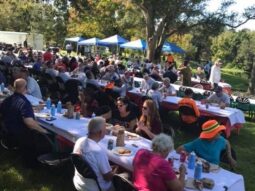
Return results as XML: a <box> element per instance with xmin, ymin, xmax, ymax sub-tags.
<box><xmin>159</xmin><ymin>85</ymin><xmax>176</xmax><ymax>95</ymax></box>
<box><xmin>73</xmin><ymin>137</ymin><xmax>112</xmax><ymax>191</ymax></box>
<box><xmin>27</xmin><ymin>76</ymin><xmax>42</xmax><ymax>99</ymax></box>
<box><xmin>140</xmin><ymin>78</ymin><xmax>155</xmax><ymax>91</ymax></box>
<box><xmin>148</xmin><ymin>89</ymin><xmax>162</xmax><ymax>108</ymax></box>
<box><xmin>209</xmin><ymin>65</ymin><xmax>221</xmax><ymax>84</ymax></box>
<box><xmin>58</xmin><ymin>72</ymin><xmax>70</xmax><ymax>83</ymax></box>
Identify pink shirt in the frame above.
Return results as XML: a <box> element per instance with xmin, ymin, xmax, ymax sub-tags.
<box><xmin>133</xmin><ymin>149</ymin><xmax>176</xmax><ymax>191</ymax></box>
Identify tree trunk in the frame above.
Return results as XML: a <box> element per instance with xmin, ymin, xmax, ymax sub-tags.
<box><xmin>248</xmin><ymin>57</ymin><xmax>255</xmax><ymax>95</ymax></box>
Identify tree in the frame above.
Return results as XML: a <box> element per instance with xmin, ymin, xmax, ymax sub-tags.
<box><xmin>236</xmin><ymin>31</ymin><xmax>255</xmax><ymax>94</ymax></box>
<box><xmin>0</xmin><ymin>0</ymin><xmax>67</xmax><ymax>45</ymax></box>
<box><xmin>126</xmin><ymin>0</ymin><xmax>255</xmax><ymax>62</ymax></box>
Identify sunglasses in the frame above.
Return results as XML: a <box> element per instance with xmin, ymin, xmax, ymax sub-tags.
<box><xmin>142</xmin><ymin>106</ymin><xmax>147</xmax><ymax>110</ymax></box>
<box><xmin>117</xmin><ymin>104</ymin><xmax>124</xmax><ymax>107</ymax></box>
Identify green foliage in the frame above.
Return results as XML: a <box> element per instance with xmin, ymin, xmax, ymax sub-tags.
<box><xmin>0</xmin><ymin>0</ymin><xmax>67</xmax><ymax>46</ymax></box>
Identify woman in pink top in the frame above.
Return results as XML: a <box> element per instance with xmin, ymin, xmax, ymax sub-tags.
<box><xmin>133</xmin><ymin>133</ymin><xmax>186</xmax><ymax>191</ymax></box>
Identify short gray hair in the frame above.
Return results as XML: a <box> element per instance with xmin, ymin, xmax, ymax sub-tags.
<box><xmin>88</xmin><ymin>117</ymin><xmax>105</xmax><ymax>134</ymax></box>
<box><xmin>152</xmin><ymin>133</ymin><xmax>174</xmax><ymax>153</ymax></box>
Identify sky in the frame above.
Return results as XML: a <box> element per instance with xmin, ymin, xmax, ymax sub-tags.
<box><xmin>207</xmin><ymin>0</ymin><xmax>255</xmax><ymax>31</ymax></box>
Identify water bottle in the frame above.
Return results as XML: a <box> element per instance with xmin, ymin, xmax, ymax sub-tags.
<box><xmin>57</xmin><ymin>101</ymin><xmax>62</xmax><ymax>113</ymax></box>
<box><xmin>188</xmin><ymin>152</ymin><xmax>196</xmax><ymax>169</ymax></box>
<box><xmin>51</xmin><ymin>104</ymin><xmax>56</xmax><ymax>117</ymax></box>
<box><xmin>91</xmin><ymin>112</ymin><xmax>96</xmax><ymax>118</ymax></box>
<box><xmin>1</xmin><ymin>82</ymin><xmax>4</xmax><ymax>92</ymax></box>
<box><xmin>194</xmin><ymin>160</ymin><xmax>203</xmax><ymax>180</ymax></box>
<box><xmin>46</xmin><ymin>97</ymin><xmax>51</xmax><ymax>109</ymax></box>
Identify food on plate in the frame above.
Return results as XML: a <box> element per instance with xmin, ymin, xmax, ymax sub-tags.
<box><xmin>117</xmin><ymin>148</ymin><xmax>131</xmax><ymax>155</ymax></box>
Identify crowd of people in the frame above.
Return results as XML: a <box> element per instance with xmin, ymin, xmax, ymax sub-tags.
<box><xmin>0</xmin><ymin>44</ymin><xmax>236</xmax><ymax>191</ymax></box>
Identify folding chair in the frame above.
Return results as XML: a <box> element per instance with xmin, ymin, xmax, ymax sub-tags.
<box><xmin>71</xmin><ymin>153</ymin><xmax>102</xmax><ymax>191</ymax></box>
<box><xmin>112</xmin><ymin>174</ymin><xmax>137</xmax><ymax>191</ymax></box>
<box><xmin>178</xmin><ymin>105</ymin><xmax>200</xmax><ymax>135</ymax></box>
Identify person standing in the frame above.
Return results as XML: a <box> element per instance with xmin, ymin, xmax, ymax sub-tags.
<box><xmin>178</xmin><ymin>60</ymin><xmax>192</xmax><ymax>87</ymax></box>
<box><xmin>209</xmin><ymin>59</ymin><xmax>222</xmax><ymax>90</ymax></box>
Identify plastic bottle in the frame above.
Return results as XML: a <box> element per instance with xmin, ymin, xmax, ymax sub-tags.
<box><xmin>194</xmin><ymin>160</ymin><xmax>203</xmax><ymax>180</ymax></box>
<box><xmin>57</xmin><ymin>101</ymin><xmax>62</xmax><ymax>113</ymax></box>
<box><xmin>51</xmin><ymin>104</ymin><xmax>56</xmax><ymax>117</ymax></box>
<box><xmin>91</xmin><ymin>112</ymin><xmax>96</xmax><ymax>118</ymax></box>
<box><xmin>188</xmin><ymin>152</ymin><xmax>196</xmax><ymax>169</ymax></box>
<box><xmin>1</xmin><ymin>82</ymin><xmax>4</xmax><ymax>92</ymax></box>
<box><xmin>46</xmin><ymin>97</ymin><xmax>51</xmax><ymax>109</ymax></box>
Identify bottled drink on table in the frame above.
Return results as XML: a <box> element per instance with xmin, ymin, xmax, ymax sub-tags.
<box><xmin>188</xmin><ymin>152</ymin><xmax>196</xmax><ymax>169</ymax></box>
<box><xmin>1</xmin><ymin>82</ymin><xmax>4</xmax><ymax>92</ymax></box>
<box><xmin>107</xmin><ymin>139</ymin><xmax>114</xmax><ymax>150</ymax></box>
<box><xmin>46</xmin><ymin>97</ymin><xmax>51</xmax><ymax>109</ymax></box>
<box><xmin>51</xmin><ymin>104</ymin><xmax>56</xmax><ymax>117</ymax></box>
<box><xmin>75</xmin><ymin>111</ymin><xmax>80</xmax><ymax>120</ymax></box>
<box><xmin>57</xmin><ymin>101</ymin><xmax>62</xmax><ymax>113</ymax></box>
<box><xmin>194</xmin><ymin>160</ymin><xmax>203</xmax><ymax>180</ymax></box>
<box><xmin>91</xmin><ymin>112</ymin><xmax>96</xmax><ymax>118</ymax></box>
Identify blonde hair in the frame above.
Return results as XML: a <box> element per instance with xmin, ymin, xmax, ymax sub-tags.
<box><xmin>139</xmin><ymin>99</ymin><xmax>161</xmax><ymax>129</ymax></box>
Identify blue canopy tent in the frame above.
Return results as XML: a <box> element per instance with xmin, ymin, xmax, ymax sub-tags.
<box><xmin>100</xmin><ymin>34</ymin><xmax>128</xmax><ymax>45</ymax></box>
<box><xmin>120</xmin><ymin>39</ymin><xmax>147</xmax><ymax>50</ymax></box>
<box><xmin>65</xmin><ymin>37</ymin><xmax>85</xmax><ymax>42</ymax></box>
<box><xmin>100</xmin><ymin>35</ymin><xmax>128</xmax><ymax>54</ymax></box>
<box><xmin>78</xmin><ymin>38</ymin><xmax>107</xmax><ymax>56</ymax></box>
<box><xmin>162</xmin><ymin>42</ymin><xmax>185</xmax><ymax>54</ymax></box>
<box><xmin>78</xmin><ymin>38</ymin><xmax>105</xmax><ymax>46</ymax></box>
<box><xmin>65</xmin><ymin>36</ymin><xmax>85</xmax><ymax>52</ymax></box>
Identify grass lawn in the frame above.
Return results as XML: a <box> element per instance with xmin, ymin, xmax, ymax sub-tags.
<box><xmin>1</xmin><ymin>120</ymin><xmax>255</xmax><ymax>191</ymax></box>
<box><xmin>0</xmin><ymin>68</ymin><xmax>254</xmax><ymax>190</ymax></box>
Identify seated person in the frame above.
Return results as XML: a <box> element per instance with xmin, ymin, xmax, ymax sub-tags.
<box><xmin>79</xmin><ymin>89</ymin><xmax>99</xmax><ymax>118</ymax></box>
<box><xmin>95</xmin><ymin>105</ymin><xmax>113</xmax><ymax>123</ymax></box>
<box><xmin>136</xmin><ymin>99</ymin><xmax>162</xmax><ymax>139</ymax></box>
<box><xmin>112</xmin><ymin>97</ymin><xmax>138</xmax><ymax>132</ymax></box>
<box><xmin>73</xmin><ymin>117</ymin><xmax>117</xmax><ymax>191</ymax></box>
<box><xmin>0</xmin><ymin>78</ymin><xmax>48</xmax><ymax>167</ymax></box>
<box><xmin>176</xmin><ymin>120</ymin><xmax>236</xmax><ymax>167</ymax></box>
<box><xmin>140</xmin><ymin>72</ymin><xmax>155</xmax><ymax>91</ymax></box>
<box><xmin>14</xmin><ymin>68</ymin><xmax>42</xmax><ymax>99</ymax></box>
<box><xmin>195</xmin><ymin>67</ymin><xmax>205</xmax><ymax>81</ymax></box>
<box><xmin>58</xmin><ymin>67</ymin><xmax>70</xmax><ymax>83</ymax></box>
<box><xmin>178</xmin><ymin>88</ymin><xmax>200</xmax><ymax>124</ymax></box>
<box><xmin>112</xmin><ymin>78</ymin><xmax>127</xmax><ymax>97</ymax></box>
<box><xmin>159</xmin><ymin>77</ymin><xmax>177</xmax><ymax>96</ymax></box>
<box><xmin>148</xmin><ymin>82</ymin><xmax>162</xmax><ymax>109</ymax></box>
<box><xmin>101</xmin><ymin>65</ymin><xmax>120</xmax><ymax>81</ymax></box>
<box><xmin>205</xmin><ymin>86</ymin><xmax>230</xmax><ymax>108</ymax></box>
<box><xmin>133</xmin><ymin>133</ymin><xmax>186</xmax><ymax>191</ymax></box>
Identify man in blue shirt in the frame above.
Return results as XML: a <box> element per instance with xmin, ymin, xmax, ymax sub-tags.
<box><xmin>0</xmin><ymin>78</ymin><xmax>47</xmax><ymax>167</ymax></box>
<box><xmin>177</xmin><ymin>120</ymin><xmax>236</xmax><ymax>167</ymax></box>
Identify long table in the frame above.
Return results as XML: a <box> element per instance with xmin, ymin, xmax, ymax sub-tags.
<box><xmin>35</xmin><ymin>112</ymin><xmax>245</xmax><ymax>191</ymax></box>
<box><xmin>128</xmin><ymin>88</ymin><xmax>245</xmax><ymax>137</ymax></box>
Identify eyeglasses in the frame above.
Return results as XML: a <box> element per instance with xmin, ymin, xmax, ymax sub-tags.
<box><xmin>142</xmin><ymin>106</ymin><xmax>147</xmax><ymax>110</ymax></box>
<box><xmin>117</xmin><ymin>104</ymin><xmax>123</xmax><ymax>107</ymax></box>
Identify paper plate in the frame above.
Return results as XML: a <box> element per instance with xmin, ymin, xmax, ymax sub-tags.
<box><xmin>112</xmin><ymin>147</ymin><xmax>133</xmax><ymax>156</ymax></box>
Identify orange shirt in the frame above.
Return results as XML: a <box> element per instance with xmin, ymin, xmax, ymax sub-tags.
<box><xmin>178</xmin><ymin>97</ymin><xmax>200</xmax><ymax>124</ymax></box>
<box><xmin>167</xmin><ymin>55</ymin><xmax>174</xmax><ymax>63</ymax></box>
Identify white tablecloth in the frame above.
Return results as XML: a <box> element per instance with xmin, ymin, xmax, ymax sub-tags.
<box><xmin>36</xmin><ymin>113</ymin><xmax>245</xmax><ymax>191</ymax></box>
<box><xmin>129</xmin><ymin>88</ymin><xmax>245</xmax><ymax>127</ymax></box>
<box><xmin>25</xmin><ymin>94</ymin><xmax>43</xmax><ymax>106</ymax></box>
